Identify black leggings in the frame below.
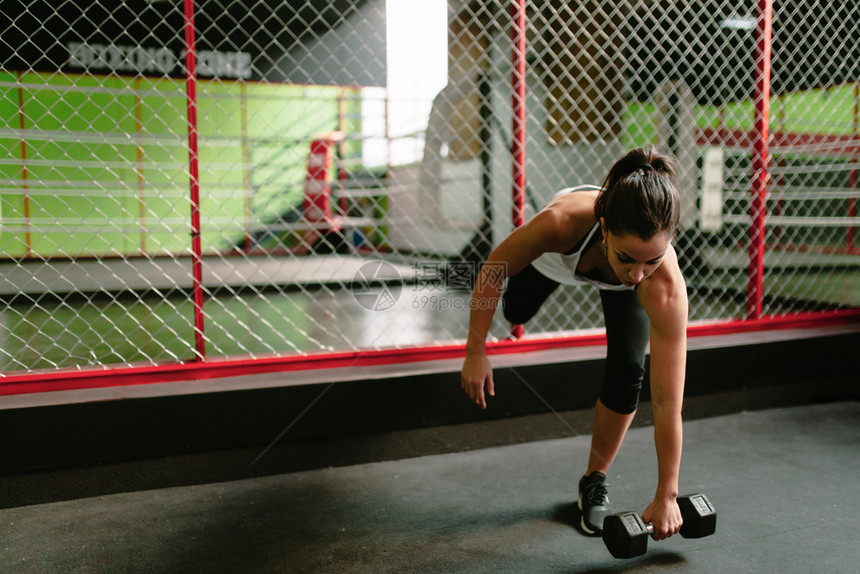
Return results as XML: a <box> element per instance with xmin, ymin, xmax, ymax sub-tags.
<box><xmin>502</xmin><ymin>264</ymin><xmax>650</xmax><ymax>414</ymax></box>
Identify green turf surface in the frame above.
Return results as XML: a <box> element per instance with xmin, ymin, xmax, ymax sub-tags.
<box><xmin>2</xmin><ymin>73</ymin><xmax>856</xmax><ymax>259</ymax></box>
<box><xmin>1</xmin><ymin>72</ymin><xmax>361</xmax><ymax>257</ymax></box>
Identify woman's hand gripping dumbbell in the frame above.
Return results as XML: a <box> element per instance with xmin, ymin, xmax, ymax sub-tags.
<box><xmin>602</xmin><ymin>493</ymin><xmax>717</xmax><ymax>559</ymax></box>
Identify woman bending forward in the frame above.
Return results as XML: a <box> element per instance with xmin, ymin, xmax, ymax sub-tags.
<box><xmin>460</xmin><ymin>147</ymin><xmax>688</xmax><ymax>539</ymax></box>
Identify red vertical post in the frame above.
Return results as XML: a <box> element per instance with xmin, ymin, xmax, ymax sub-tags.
<box><xmin>291</xmin><ymin>132</ymin><xmax>345</xmax><ymax>255</ymax></box>
<box><xmin>303</xmin><ymin>138</ymin><xmax>335</xmax><ymax>224</ymax></box>
<box><xmin>510</xmin><ymin>0</ymin><xmax>526</xmax><ymax>339</ymax></box>
<box><xmin>16</xmin><ymin>72</ymin><xmax>32</xmax><ymax>257</ymax></box>
<box><xmin>240</xmin><ymin>82</ymin><xmax>253</xmax><ymax>253</ymax></box>
<box><xmin>184</xmin><ymin>0</ymin><xmax>206</xmax><ymax>359</ymax></box>
<box><xmin>746</xmin><ymin>0</ymin><xmax>773</xmax><ymax>320</ymax></box>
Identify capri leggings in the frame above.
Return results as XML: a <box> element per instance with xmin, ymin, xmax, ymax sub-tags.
<box><xmin>501</xmin><ymin>264</ymin><xmax>650</xmax><ymax>414</ymax></box>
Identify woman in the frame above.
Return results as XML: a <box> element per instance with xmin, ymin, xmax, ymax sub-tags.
<box><xmin>460</xmin><ymin>147</ymin><xmax>687</xmax><ymax>539</ymax></box>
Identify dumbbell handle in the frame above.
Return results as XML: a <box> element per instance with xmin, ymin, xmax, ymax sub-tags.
<box><xmin>639</xmin><ymin>521</ymin><xmax>680</xmax><ymax>539</ymax></box>
<box><xmin>629</xmin><ymin>509</ymin><xmax>716</xmax><ymax>540</ymax></box>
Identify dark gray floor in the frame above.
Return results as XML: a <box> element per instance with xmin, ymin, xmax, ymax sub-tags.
<box><xmin>2</xmin><ymin>401</ymin><xmax>859</xmax><ymax>573</ymax></box>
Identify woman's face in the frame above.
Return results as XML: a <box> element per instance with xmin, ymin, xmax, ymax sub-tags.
<box><xmin>602</xmin><ymin>225</ymin><xmax>671</xmax><ymax>287</ymax></box>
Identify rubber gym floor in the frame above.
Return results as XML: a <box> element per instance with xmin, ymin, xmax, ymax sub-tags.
<box><xmin>2</xmin><ymin>396</ymin><xmax>858</xmax><ymax>573</ymax></box>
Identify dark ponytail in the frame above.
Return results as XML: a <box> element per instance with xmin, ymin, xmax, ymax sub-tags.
<box><xmin>594</xmin><ymin>147</ymin><xmax>680</xmax><ymax>239</ymax></box>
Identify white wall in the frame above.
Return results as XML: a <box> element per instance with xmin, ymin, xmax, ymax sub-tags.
<box><xmin>389</xmin><ymin>2</ymin><xmax>625</xmax><ymax>255</ymax></box>
<box><xmin>272</xmin><ymin>0</ymin><xmax>387</xmax><ymax>86</ymax></box>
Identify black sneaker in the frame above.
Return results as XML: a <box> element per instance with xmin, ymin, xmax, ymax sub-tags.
<box><xmin>578</xmin><ymin>471</ymin><xmax>612</xmax><ymax>535</ymax></box>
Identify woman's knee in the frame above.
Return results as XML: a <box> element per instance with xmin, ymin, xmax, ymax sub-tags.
<box><xmin>598</xmin><ymin>288</ymin><xmax>648</xmax><ymax>414</ymax></box>
<box><xmin>598</xmin><ymin>373</ymin><xmax>643</xmax><ymax>415</ymax></box>
<box><xmin>502</xmin><ymin>303</ymin><xmax>532</xmax><ymax>325</ymax></box>
<box><xmin>502</xmin><ymin>293</ymin><xmax>540</xmax><ymax>324</ymax></box>
<box><xmin>501</xmin><ymin>265</ymin><xmax>559</xmax><ymax>324</ymax></box>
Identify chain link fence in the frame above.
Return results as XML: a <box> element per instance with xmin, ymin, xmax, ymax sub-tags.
<box><xmin>0</xmin><ymin>0</ymin><xmax>857</xmax><ymax>376</ymax></box>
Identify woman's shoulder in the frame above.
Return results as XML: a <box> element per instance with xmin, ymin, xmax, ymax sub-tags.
<box><xmin>516</xmin><ymin>196</ymin><xmax>593</xmax><ymax>253</ymax></box>
<box><xmin>543</xmin><ymin>191</ymin><xmax>599</xmax><ymax>233</ymax></box>
<box><xmin>545</xmin><ymin>188</ymin><xmax>598</xmax><ymax>218</ymax></box>
<box><xmin>637</xmin><ymin>245</ymin><xmax>688</xmax><ymax>313</ymax></box>
<box><xmin>514</xmin><ymin>188</ymin><xmax>599</xmax><ymax>253</ymax></box>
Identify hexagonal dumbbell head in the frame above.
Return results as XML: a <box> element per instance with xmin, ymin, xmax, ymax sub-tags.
<box><xmin>678</xmin><ymin>493</ymin><xmax>717</xmax><ymax>538</ymax></box>
<box><xmin>602</xmin><ymin>511</ymin><xmax>651</xmax><ymax>559</ymax></box>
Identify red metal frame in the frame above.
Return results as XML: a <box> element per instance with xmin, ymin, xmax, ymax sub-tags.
<box><xmin>4</xmin><ymin>1</ymin><xmax>856</xmax><ymax>398</ymax></box>
<box><xmin>1</xmin><ymin>310</ymin><xmax>858</xmax><ymax>398</ymax></box>
<box><xmin>184</xmin><ymin>0</ymin><xmax>206</xmax><ymax>360</ymax></box>
<box><xmin>510</xmin><ymin>0</ymin><xmax>527</xmax><ymax>340</ymax></box>
<box><xmin>747</xmin><ymin>0</ymin><xmax>773</xmax><ymax>320</ymax></box>
<box><xmin>697</xmin><ymin>127</ymin><xmax>860</xmax><ymax>157</ymax></box>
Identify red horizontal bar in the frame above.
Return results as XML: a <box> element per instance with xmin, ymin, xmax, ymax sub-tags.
<box><xmin>765</xmin><ymin>243</ymin><xmax>860</xmax><ymax>256</ymax></box>
<box><xmin>1</xmin><ymin>309</ymin><xmax>858</xmax><ymax>398</ymax></box>
<box><xmin>698</xmin><ymin>127</ymin><xmax>860</xmax><ymax>156</ymax></box>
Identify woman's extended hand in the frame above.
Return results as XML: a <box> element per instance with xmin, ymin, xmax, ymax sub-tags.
<box><xmin>641</xmin><ymin>497</ymin><xmax>683</xmax><ymax>541</ymax></box>
<box><xmin>460</xmin><ymin>352</ymin><xmax>494</xmax><ymax>409</ymax></box>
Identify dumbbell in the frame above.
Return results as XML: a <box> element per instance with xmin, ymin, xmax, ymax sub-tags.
<box><xmin>602</xmin><ymin>493</ymin><xmax>716</xmax><ymax>559</ymax></box>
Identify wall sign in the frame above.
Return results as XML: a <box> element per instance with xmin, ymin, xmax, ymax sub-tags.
<box><xmin>67</xmin><ymin>42</ymin><xmax>252</xmax><ymax>79</ymax></box>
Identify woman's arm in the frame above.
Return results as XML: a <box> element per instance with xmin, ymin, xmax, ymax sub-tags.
<box><xmin>638</xmin><ymin>246</ymin><xmax>688</xmax><ymax>539</ymax></box>
<box><xmin>461</xmin><ymin>208</ymin><xmax>574</xmax><ymax>408</ymax></box>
